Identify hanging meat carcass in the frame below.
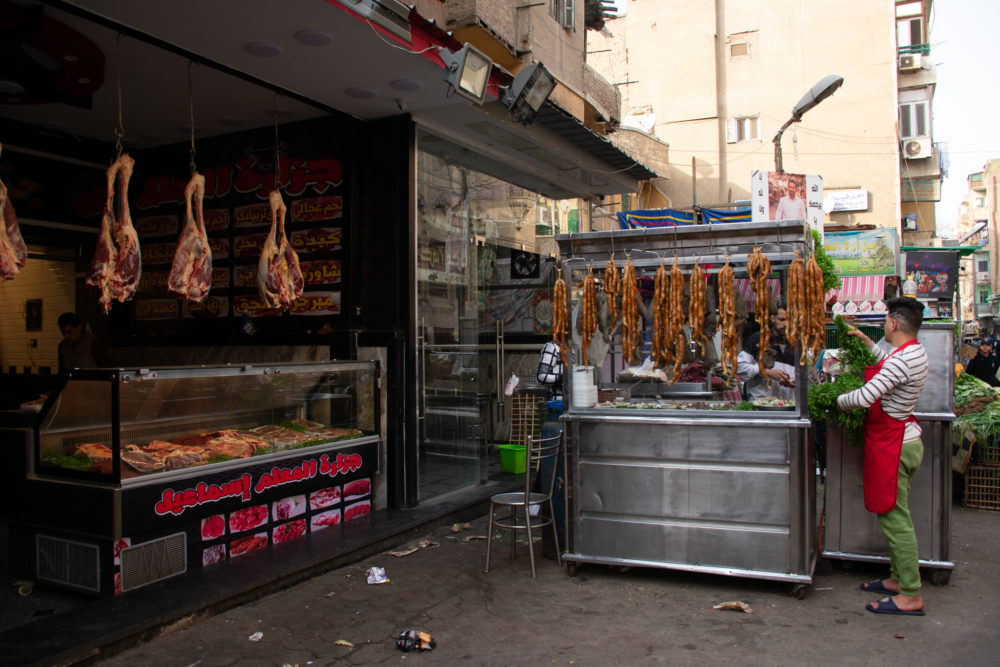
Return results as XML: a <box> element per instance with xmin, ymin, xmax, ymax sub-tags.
<box><xmin>167</xmin><ymin>171</ymin><xmax>212</xmax><ymax>302</ymax></box>
<box><xmin>257</xmin><ymin>189</ymin><xmax>304</xmax><ymax>310</ymax></box>
<box><xmin>86</xmin><ymin>154</ymin><xmax>141</xmax><ymax>312</ymax></box>
<box><xmin>0</xmin><ymin>143</ymin><xmax>27</xmax><ymax>280</ymax></box>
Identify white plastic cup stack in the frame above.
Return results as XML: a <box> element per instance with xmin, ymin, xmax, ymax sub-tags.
<box><xmin>571</xmin><ymin>366</ymin><xmax>598</xmax><ymax>408</ymax></box>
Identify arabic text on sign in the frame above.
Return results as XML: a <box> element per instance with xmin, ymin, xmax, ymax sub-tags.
<box><xmin>182</xmin><ymin>297</ymin><xmax>229</xmax><ymax>319</ymax></box>
<box><xmin>233</xmin><ymin>156</ymin><xmax>343</xmax><ymax>199</ymax></box>
<box><xmin>290</xmin><ymin>228</ymin><xmax>341</xmax><ymax>253</ymax></box>
<box><xmin>135</xmin><ymin>215</ymin><xmax>178</xmax><ymax>238</ymax></box>
<box><xmin>292</xmin><ymin>196</ymin><xmax>343</xmax><ymax>222</ymax></box>
<box><xmin>300</xmin><ymin>260</ymin><xmax>341</xmax><ymax>285</ymax></box>
<box><xmin>204</xmin><ymin>209</ymin><xmax>230</xmax><ymax>231</ymax></box>
<box><xmin>136</xmin><ymin>299</ymin><xmax>179</xmax><ymax>320</ymax></box>
<box><xmin>234</xmin><ymin>202</ymin><xmax>272</xmax><ymax>228</ymax></box>
<box><xmin>233</xmin><ymin>234</ymin><xmax>267</xmax><ymax>257</ymax></box>
<box><xmin>136</xmin><ymin>167</ymin><xmax>234</xmax><ymax>210</ymax></box>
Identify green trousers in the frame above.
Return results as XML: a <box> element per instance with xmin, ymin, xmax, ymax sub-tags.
<box><xmin>876</xmin><ymin>437</ymin><xmax>924</xmax><ymax>596</ymax></box>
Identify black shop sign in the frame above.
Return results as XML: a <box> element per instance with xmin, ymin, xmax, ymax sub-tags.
<box><xmin>121</xmin><ymin>440</ymin><xmax>377</xmax><ymax>534</ymax></box>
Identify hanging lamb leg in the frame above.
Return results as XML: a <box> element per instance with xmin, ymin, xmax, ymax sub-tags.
<box><xmin>86</xmin><ymin>157</ymin><xmax>123</xmax><ymax>313</ymax></box>
<box><xmin>168</xmin><ymin>172</ymin><xmax>212</xmax><ymax>302</ymax></box>
<box><xmin>257</xmin><ymin>190</ymin><xmax>285</xmax><ymax>308</ymax></box>
<box><xmin>107</xmin><ymin>155</ymin><xmax>141</xmax><ymax>303</ymax></box>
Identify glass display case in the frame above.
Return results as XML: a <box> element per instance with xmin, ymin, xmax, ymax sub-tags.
<box><xmin>35</xmin><ymin>361</ymin><xmax>379</xmax><ymax>483</ymax></box>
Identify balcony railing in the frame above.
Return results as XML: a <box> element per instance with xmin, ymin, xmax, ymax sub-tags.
<box><xmin>899</xmin><ymin>43</ymin><xmax>930</xmax><ymax>55</ymax></box>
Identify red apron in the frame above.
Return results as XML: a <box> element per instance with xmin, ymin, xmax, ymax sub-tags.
<box><xmin>862</xmin><ymin>339</ymin><xmax>919</xmax><ymax>514</ymax></box>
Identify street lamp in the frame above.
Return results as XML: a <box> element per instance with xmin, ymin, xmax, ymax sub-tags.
<box><xmin>773</xmin><ymin>74</ymin><xmax>844</xmax><ymax>172</ymax></box>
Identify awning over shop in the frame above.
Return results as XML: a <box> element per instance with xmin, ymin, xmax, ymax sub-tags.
<box><xmin>830</xmin><ymin>275</ymin><xmax>887</xmax><ymax>316</ymax></box>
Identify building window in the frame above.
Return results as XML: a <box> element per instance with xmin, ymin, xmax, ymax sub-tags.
<box><xmin>898</xmin><ymin>99</ymin><xmax>929</xmax><ymax>139</ymax></box>
<box><xmin>730</xmin><ymin>42</ymin><xmax>749</xmax><ymax>57</ymax></box>
<box><xmin>897</xmin><ymin>17</ymin><xmax>923</xmax><ymax>47</ymax></box>
<box><xmin>979</xmin><ymin>288</ymin><xmax>991</xmax><ymax>304</ymax></box>
<box><xmin>550</xmin><ymin>0</ymin><xmax>575</xmax><ymax>29</ymax></box>
<box><xmin>726</xmin><ymin>116</ymin><xmax>759</xmax><ymax>143</ymax></box>
<box><xmin>978</xmin><ymin>259</ymin><xmax>989</xmax><ymax>273</ymax></box>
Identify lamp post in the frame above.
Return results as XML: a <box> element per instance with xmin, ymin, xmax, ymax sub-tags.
<box><xmin>773</xmin><ymin>75</ymin><xmax>844</xmax><ymax>172</ymax></box>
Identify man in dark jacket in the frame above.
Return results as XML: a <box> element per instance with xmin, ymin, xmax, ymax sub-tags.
<box><xmin>966</xmin><ymin>338</ymin><xmax>1000</xmax><ymax>387</ymax></box>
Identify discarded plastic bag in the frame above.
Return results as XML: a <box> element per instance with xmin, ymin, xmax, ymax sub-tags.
<box><xmin>396</xmin><ymin>630</ymin><xmax>436</xmax><ymax>652</ymax></box>
<box><xmin>713</xmin><ymin>600</ymin><xmax>753</xmax><ymax>613</ymax></box>
<box><xmin>248</xmin><ymin>631</ymin><xmax>264</xmax><ymax>641</ymax></box>
<box><xmin>504</xmin><ymin>374</ymin><xmax>519</xmax><ymax>396</ymax></box>
<box><xmin>389</xmin><ymin>540</ymin><xmax>438</xmax><ymax>557</ymax></box>
<box><xmin>366</xmin><ymin>566</ymin><xmax>390</xmax><ymax>584</ymax></box>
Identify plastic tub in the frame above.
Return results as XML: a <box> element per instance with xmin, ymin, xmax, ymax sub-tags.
<box><xmin>498</xmin><ymin>444</ymin><xmax>526</xmax><ymax>474</ymax></box>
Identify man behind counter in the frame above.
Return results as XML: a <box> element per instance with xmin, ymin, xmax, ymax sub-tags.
<box><xmin>58</xmin><ymin>312</ymin><xmax>109</xmax><ymax>375</ymax></box>
<box><xmin>736</xmin><ymin>299</ymin><xmax>795</xmax><ymax>399</ymax></box>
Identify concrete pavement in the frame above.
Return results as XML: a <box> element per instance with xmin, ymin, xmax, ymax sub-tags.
<box><xmin>96</xmin><ymin>502</ymin><xmax>999</xmax><ymax>667</ymax></box>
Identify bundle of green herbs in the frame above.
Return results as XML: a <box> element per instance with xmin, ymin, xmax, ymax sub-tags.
<box><xmin>807</xmin><ymin>315</ymin><xmax>877</xmax><ymax>446</ymax></box>
<box><xmin>811</xmin><ymin>229</ymin><xmax>841</xmax><ymax>292</ymax></box>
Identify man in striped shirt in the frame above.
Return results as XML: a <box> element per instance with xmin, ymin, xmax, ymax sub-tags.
<box><xmin>837</xmin><ymin>297</ymin><xmax>929</xmax><ymax>616</ymax></box>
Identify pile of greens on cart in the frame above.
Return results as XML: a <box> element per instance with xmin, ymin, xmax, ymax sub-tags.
<box><xmin>953</xmin><ymin>370</ymin><xmax>1000</xmax><ymax>458</ymax></box>
<box><xmin>808</xmin><ymin>315</ymin><xmax>877</xmax><ymax>446</ymax></box>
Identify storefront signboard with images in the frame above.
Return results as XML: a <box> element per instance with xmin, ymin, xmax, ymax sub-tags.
<box><xmin>904</xmin><ymin>250</ymin><xmax>959</xmax><ymax>298</ymax></box>
<box><xmin>750</xmin><ymin>170</ymin><xmax>824</xmax><ymax>239</ymax></box>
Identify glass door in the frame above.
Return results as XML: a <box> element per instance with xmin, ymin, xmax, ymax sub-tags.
<box><xmin>415</xmin><ymin>130</ymin><xmax>581</xmax><ymax>501</ymax></box>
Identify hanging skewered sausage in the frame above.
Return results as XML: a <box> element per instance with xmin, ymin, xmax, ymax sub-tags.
<box><xmin>718</xmin><ymin>257</ymin><xmax>737</xmax><ymax>376</ymax></box>
<box><xmin>786</xmin><ymin>251</ymin><xmax>806</xmax><ymax>364</ymax></box>
<box><xmin>621</xmin><ymin>257</ymin><xmax>640</xmax><ymax>365</ymax></box>
<box><xmin>689</xmin><ymin>259</ymin><xmax>707</xmax><ymax>356</ymax></box>
<box><xmin>747</xmin><ymin>246</ymin><xmax>772</xmax><ymax>384</ymax></box>
<box><xmin>580</xmin><ymin>264</ymin><xmax>598</xmax><ymax>366</ymax></box>
<box><xmin>667</xmin><ymin>256</ymin><xmax>686</xmax><ymax>385</ymax></box>
<box><xmin>651</xmin><ymin>259</ymin><xmax>668</xmax><ymax>368</ymax></box>
<box><xmin>604</xmin><ymin>253</ymin><xmax>620</xmax><ymax>332</ymax></box>
<box><xmin>553</xmin><ymin>268</ymin><xmax>569</xmax><ymax>369</ymax></box>
<box><xmin>805</xmin><ymin>254</ymin><xmax>826</xmax><ymax>361</ymax></box>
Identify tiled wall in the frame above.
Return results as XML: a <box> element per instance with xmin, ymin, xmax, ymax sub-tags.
<box><xmin>0</xmin><ymin>249</ymin><xmax>76</xmax><ymax>373</ymax></box>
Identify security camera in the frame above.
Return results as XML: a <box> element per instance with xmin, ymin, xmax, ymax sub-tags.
<box><xmin>396</xmin><ymin>98</ymin><xmax>408</xmax><ymax>112</ymax></box>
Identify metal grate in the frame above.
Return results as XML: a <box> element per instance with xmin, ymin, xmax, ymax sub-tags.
<box><xmin>36</xmin><ymin>534</ymin><xmax>101</xmax><ymax>593</ymax></box>
<box><xmin>120</xmin><ymin>532</ymin><xmax>187</xmax><ymax>592</ymax></box>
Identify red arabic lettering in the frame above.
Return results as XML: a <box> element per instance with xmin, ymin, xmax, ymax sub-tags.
<box><xmin>154</xmin><ymin>473</ymin><xmax>253</xmax><ymax>516</ymax></box>
<box><xmin>136</xmin><ymin>166</ymin><xmax>233</xmax><ymax>209</ymax></box>
<box><xmin>319</xmin><ymin>453</ymin><xmax>362</xmax><ymax>477</ymax></box>
<box><xmin>253</xmin><ymin>459</ymin><xmax>319</xmax><ymax>494</ymax></box>
<box><xmin>233</xmin><ymin>155</ymin><xmax>343</xmax><ymax>199</ymax></box>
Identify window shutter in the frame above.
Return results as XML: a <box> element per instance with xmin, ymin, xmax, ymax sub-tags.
<box><xmin>899</xmin><ymin>104</ymin><xmax>912</xmax><ymax>139</ymax></box>
<box><xmin>726</xmin><ymin>118</ymin><xmax>736</xmax><ymax>143</ymax></box>
<box><xmin>915</xmin><ymin>102</ymin><xmax>927</xmax><ymax>136</ymax></box>
<box><xmin>563</xmin><ymin>0</ymin><xmax>575</xmax><ymax>29</ymax></box>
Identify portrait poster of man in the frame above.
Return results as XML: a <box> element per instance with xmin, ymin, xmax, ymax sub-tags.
<box><xmin>750</xmin><ymin>170</ymin><xmax>824</xmax><ymax>238</ymax></box>
<box><xmin>904</xmin><ymin>250</ymin><xmax>959</xmax><ymax>297</ymax></box>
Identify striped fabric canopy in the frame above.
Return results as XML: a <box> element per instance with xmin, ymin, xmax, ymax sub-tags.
<box><xmin>701</xmin><ymin>206</ymin><xmax>751</xmax><ymax>224</ymax></box>
<box><xmin>617</xmin><ymin>208</ymin><xmax>696</xmax><ymax>229</ymax></box>
<box><xmin>836</xmin><ymin>275</ymin><xmax>887</xmax><ymax>303</ymax></box>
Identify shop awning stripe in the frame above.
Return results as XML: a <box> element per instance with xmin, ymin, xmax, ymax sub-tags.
<box><xmin>735</xmin><ymin>278</ymin><xmax>781</xmax><ymax>311</ymax></box>
<box><xmin>837</xmin><ymin>275</ymin><xmax>886</xmax><ymax>302</ymax></box>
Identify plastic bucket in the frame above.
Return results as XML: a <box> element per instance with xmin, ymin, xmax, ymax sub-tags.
<box><xmin>498</xmin><ymin>444</ymin><xmax>526</xmax><ymax>474</ymax></box>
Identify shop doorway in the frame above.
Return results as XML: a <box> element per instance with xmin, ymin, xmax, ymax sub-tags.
<box><xmin>415</xmin><ymin>131</ymin><xmax>570</xmax><ymax>501</ymax></box>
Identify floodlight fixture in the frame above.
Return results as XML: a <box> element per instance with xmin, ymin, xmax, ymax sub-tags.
<box><xmin>440</xmin><ymin>43</ymin><xmax>492</xmax><ymax>105</ymax></box>
<box><xmin>501</xmin><ymin>62</ymin><xmax>556</xmax><ymax>125</ymax></box>
<box><xmin>773</xmin><ymin>74</ymin><xmax>844</xmax><ymax>172</ymax></box>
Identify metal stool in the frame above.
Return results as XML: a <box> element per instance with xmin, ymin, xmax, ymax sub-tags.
<box><xmin>485</xmin><ymin>431</ymin><xmax>563</xmax><ymax>578</ymax></box>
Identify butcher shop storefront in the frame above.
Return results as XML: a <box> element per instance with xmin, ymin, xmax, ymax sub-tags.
<box><xmin>0</xmin><ymin>0</ymin><xmax>659</xmax><ymax>597</ymax></box>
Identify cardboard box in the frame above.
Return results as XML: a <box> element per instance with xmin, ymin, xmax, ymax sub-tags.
<box><xmin>961</xmin><ymin>344</ymin><xmax>978</xmax><ymax>359</ymax></box>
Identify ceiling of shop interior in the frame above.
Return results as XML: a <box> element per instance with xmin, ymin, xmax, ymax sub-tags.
<box><xmin>0</xmin><ymin>0</ymin><xmax>637</xmax><ymax>198</ymax></box>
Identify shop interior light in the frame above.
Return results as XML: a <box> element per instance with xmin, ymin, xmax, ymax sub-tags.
<box><xmin>500</xmin><ymin>62</ymin><xmax>556</xmax><ymax>126</ymax></box>
<box><xmin>440</xmin><ymin>43</ymin><xmax>492</xmax><ymax>105</ymax></box>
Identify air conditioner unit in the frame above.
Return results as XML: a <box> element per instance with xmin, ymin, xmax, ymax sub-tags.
<box><xmin>902</xmin><ymin>137</ymin><xmax>932</xmax><ymax>159</ymax></box>
<box><xmin>899</xmin><ymin>53</ymin><xmax>922</xmax><ymax>72</ymax></box>
<box><xmin>333</xmin><ymin>0</ymin><xmax>411</xmax><ymax>42</ymax></box>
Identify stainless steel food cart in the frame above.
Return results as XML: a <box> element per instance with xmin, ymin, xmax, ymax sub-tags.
<box><xmin>822</xmin><ymin>322</ymin><xmax>955</xmax><ymax>584</ymax></box>
<box><xmin>556</xmin><ymin>221</ymin><xmax>818</xmax><ymax>594</ymax></box>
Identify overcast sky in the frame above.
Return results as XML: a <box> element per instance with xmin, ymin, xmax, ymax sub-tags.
<box><xmin>930</xmin><ymin>0</ymin><xmax>1000</xmax><ymax>238</ymax></box>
